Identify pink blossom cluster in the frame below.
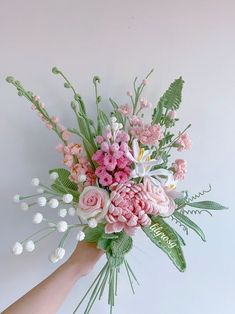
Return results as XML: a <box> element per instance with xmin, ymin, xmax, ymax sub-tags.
<box><xmin>176</xmin><ymin>133</ymin><xmax>192</xmax><ymax>151</ymax></box>
<box><xmin>32</xmin><ymin>96</ymin><xmax>70</xmax><ymax>142</ymax></box>
<box><xmin>105</xmin><ymin>182</ymin><xmax>153</xmax><ymax>235</ymax></box>
<box><xmin>117</xmin><ymin>104</ymin><xmax>132</xmax><ymax>116</ymax></box>
<box><xmin>172</xmin><ymin>159</ymin><xmax>187</xmax><ymax>180</ymax></box>
<box><xmin>92</xmin><ymin>128</ymin><xmax>132</xmax><ymax>187</ymax></box>
<box><xmin>56</xmin><ymin>143</ymin><xmax>96</xmax><ymax>190</ymax></box>
<box><xmin>130</xmin><ymin>123</ymin><xmax>164</xmax><ymax>146</ymax></box>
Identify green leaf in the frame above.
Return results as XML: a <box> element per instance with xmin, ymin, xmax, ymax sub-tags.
<box><xmin>152</xmin><ymin>102</ymin><xmax>163</xmax><ymax>124</ymax></box>
<box><xmin>158</xmin><ymin>77</ymin><xmax>184</xmax><ymax>110</ymax></box>
<box><xmin>97</xmin><ymin>238</ymin><xmax>112</xmax><ymax>251</ymax></box>
<box><xmin>174</xmin><ymin>211</ymin><xmax>206</xmax><ymax>242</ymax></box>
<box><xmin>142</xmin><ymin>216</ymin><xmax>186</xmax><ymax>272</ymax></box>
<box><xmin>83</xmin><ymin>224</ymin><xmax>105</xmax><ymax>243</ymax></box>
<box><xmin>110</xmin><ymin>232</ymin><xmax>133</xmax><ymax>257</ymax></box>
<box><xmin>107</xmin><ymin>253</ymin><xmax>124</xmax><ymax>268</ymax></box>
<box><xmin>188</xmin><ymin>201</ymin><xmax>228</xmax><ymax>210</ymax></box>
<box><xmin>49</xmin><ymin>168</ymin><xmax>79</xmax><ymax>201</ymax></box>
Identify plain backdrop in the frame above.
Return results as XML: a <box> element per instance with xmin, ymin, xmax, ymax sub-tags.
<box><xmin>0</xmin><ymin>1</ymin><xmax>234</xmax><ymax>313</ymax></box>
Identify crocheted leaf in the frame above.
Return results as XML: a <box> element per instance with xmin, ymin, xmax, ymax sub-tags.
<box><xmin>107</xmin><ymin>252</ymin><xmax>124</xmax><ymax>268</ymax></box>
<box><xmin>83</xmin><ymin>224</ymin><xmax>105</xmax><ymax>243</ymax></box>
<box><xmin>158</xmin><ymin>77</ymin><xmax>184</xmax><ymax>110</ymax></box>
<box><xmin>152</xmin><ymin>102</ymin><xmax>163</xmax><ymax>124</ymax></box>
<box><xmin>187</xmin><ymin>201</ymin><xmax>228</xmax><ymax>210</ymax></box>
<box><xmin>142</xmin><ymin>217</ymin><xmax>186</xmax><ymax>272</ymax></box>
<box><xmin>49</xmin><ymin>168</ymin><xmax>80</xmax><ymax>201</ymax></box>
<box><xmin>174</xmin><ymin>211</ymin><xmax>206</xmax><ymax>242</ymax></box>
<box><xmin>97</xmin><ymin>238</ymin><xmax>112</xmax><ymax>251</ymax></box>
<box><xmin>110</xmin><ymin>232</ymin><xmax>133</xmax><ymax>257</ymax></box>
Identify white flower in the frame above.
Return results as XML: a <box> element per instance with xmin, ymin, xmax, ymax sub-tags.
<box><xmin>49</xmin><ymin>198</ymin><xmax>59</xmax><ymax>208</ymax></box>
<box><xmin>58</xmin><ymin>208</ymin><xmax>67</xmax><ymax>218</ymax></box>
<box><xmin>20</xmin><ymin>202</ymin><xmax>29</xmax><ymax>211</ymax></box>
<box><xmin>78</xmin><ymin>174</ymin><xmax>87</xmax><ymax>183</ymax></box>
<box><xmin>48</xmin><ymin>253</ymin><xmax>59</xmax><ymax>263</ymax></box>
<box><xmin>24</xmin><ymin>240</ymin><xmax>35</xmax><ymax>252</ymax></box>
<box><xmin>56</xmin><ymin>221</ymin><xmax>68</xmax><ymax>232</ymax></box>
<box><xmin>37</xmin><ymin>187</ymin><xmax>44</xmax><ymax>194</ymax></box>
<box><xmin>62</xmin><ymin>194</ymin><xmax>73</xmax><ymax>204</ymax></box>
<box><xmin>31</xmin><ymin>178</ymin><xmax>40</xmax><ymax>186</ymax></box>
<box><xmin>50</xmin><ymin>172</ymin><xmax>59</xmax><ymax>180</ymax></box>
<box><xmin>37</xmin><ymin>197</ymin><xmax>47</xmax><ymax>207</ymax></box>
<box><xmin>88</xmin><ymin>218</ymin><xmax>98</xmax><ymax>228</ymax></box>
<box><xmin>112</xmin><ymin>122</ymin><xmax>119</xmax><ymax>131</ymax></box>
<box><xmin>54</xmin><ymin>247</ymin><xmax>65</xmax><ymax>260</ymax></box>
<box><xmin>13</xmin><ymin>194</ymin><xmax>20</xmax><ymax>203</ymax></box>
<box><xmin>111</xmin><ymin>117</ymin><xmax>117</xmax><ymax>123</ymax></box>
<box><xmin>126</xmin><ymin>139</ymin><xmax>174</xmax><ymax>186</ymax></box>
<box><xmin>76</xmin><ymin>231</ymin><xmax>85</xmax><ymax>241</ymax></box>
<box><xmin>33</xmin><ymin>212</ymin><xmax>43</xmax><ymax>224</ymax></box>
<box><xmin>12</xmin><ymin>242</ymin><xmax>23</xmax><ymax>255</ymax></box>
<box><xmin>68</xmin><ymin>207</ymin><xmax>76</xmax><ymax>216</ymax></box>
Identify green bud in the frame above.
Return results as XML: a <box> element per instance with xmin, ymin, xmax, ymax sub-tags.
<box><xmin>93</xmin><ymin>75</ymin><xmax>101</xmax><ymax>84</ymax></box>
<box><xmin>97</xmin><ymin>96</ymin><xmax>102</xmax><ymax>103</ymax></box>
<box><xmin>64</xmin><ymin>82</ymin><xmax>70</xmax><ymax>88</ymax></box>
<box><xmin>74</xmin><ymin>93</ymin><xmax>81</xmax><ymax>101</ymax></box>
<box><xmin>6</xmin><ymin>76</ymin><xmax>14</xmax><ymax>83</ymax></box>
<box><xmin>52</xmin><ymin>67</ymin><xmax>60</xmax><ymax>74</ymax></box>
<box><xmin>70</xmin><ymin>101</ymin><xmax>77</xmax><ymax>110</ymax></box>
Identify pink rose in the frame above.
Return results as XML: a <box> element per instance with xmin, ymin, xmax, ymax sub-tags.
<box><xmin>77</xmin><ymin>186</ymin><xmax>110</xmax><ymax>221</ymax></box>
<box><xmin>143</xmin><ymin>178</ymin><xmax>176</xmax><ymax>217</ymax></box>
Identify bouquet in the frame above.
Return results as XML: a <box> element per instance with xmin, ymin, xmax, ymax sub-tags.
<box><xmin>6</xmin><ymin>68</ymin><xmax>227</xmax><ymax>314</ymax></box>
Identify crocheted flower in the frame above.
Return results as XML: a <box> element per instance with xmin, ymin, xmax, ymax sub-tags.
<box><xmin>176</xmin><ymin>133</ymin><xmax>192</xmax><ymax>151</ymax></box>
<box><xmin>105</xmin><ymin>182</ymin><xmax>153</xmax><ymax>235</ymax></box>
<box><xmin>130</xmin><ymin>123</ymin><xmax>163</xmax><ymax>146</ymax></box>
<box><xmin>172</xmin><ymin>159</ymin><xmax>187</xmax><ymax>180</ymax></box>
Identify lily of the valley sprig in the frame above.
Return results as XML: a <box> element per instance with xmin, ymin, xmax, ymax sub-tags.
<box><xmin>6</xmin><ymin>67</ymin><xmax>227</xmax><ymax>314</ymax></box>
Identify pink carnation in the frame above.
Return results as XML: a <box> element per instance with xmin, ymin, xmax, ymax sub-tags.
<box><xmin>105</xmin><ymin>182</ymin><xmax>153</xmax><ymax>235</ymax></box>
<box><xmin>130</xmin><ymin>123</ymin><xmax>163</xmax><ymax>146</ymax></box>
<box><xmin>117</xmin><ymin>104</ymin><xmax>132</xmax><ymax>116</ymax></box>
<box><xmin>172</xmin><ymin>159</ymin><xmax>187</xmax><ymax>180</ymax></box>
<box><xmin>176</xmin><ymin>133</ymin><xmax>192</xmax><ymax>151</ymax></box>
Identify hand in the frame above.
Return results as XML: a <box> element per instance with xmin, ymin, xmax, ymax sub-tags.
<box><xmin>68</xmin><ymin>242</ymin><xmax>104</xmax><ymax>277</ymax></box>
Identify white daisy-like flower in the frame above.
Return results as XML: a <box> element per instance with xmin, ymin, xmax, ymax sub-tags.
<box><xmin>88</xmin><ymin>218</ymin><xmax>98</xmax><ymax>229</ymax></box>
<box><xmin>63</xmin><ymin>194</ymin><xmax>73</xmax><ymax>204</ymax></box>
<box><xmin>24</xmin><ymin>240</ymin><xmax>35</xmax><ymax>252</ymax></box>
<box><xmin>54</xmin><ymin>247</ymin><xmax>65</xmax><ymax>260</ymax></box>
<box><xmin>12</xmin><ymin>242</ymin><xmax>23</xmax><ymax>255</ymax></box>
<box><xmin>37</xmin><ymin>197</ymin><xmax>47</xmax><ymax>207</ymax></box>
<box><xmin>68</xmin><ymin>207</ymin><xmax>76</xmax><ymax>216</ymax></box>
<box><xmin>56</xmin><ymin>221</ymin><xmax>68</xmax><ymax>232</ymax></box>
<box><xmin>78</xmin><ymin>174</ymin><xmax>87</xmax><ymax>183</ymax></box>
<box><xmin>49</xmin><ymin>198</ymin><xmax>59</xmax><ymax>208</ymax></box>
<box><xmin>13</xmin><ymin>194</ymin><xmax>20</xmax><ymax>203</ymax></box>
<box><xmin>50</xmin><ymin>172</ymin><xmax>59</xmax><ymax>180</ymax></box>
<box><xmin>33</xmin><ymin>212</ymin><xmax>43</xmax><ymax>224</ymax></box>
<box><xmin>20</xmin><ymin>202</ymin><xmax>29</xmax><ymax>211</ymax></box>
<box><xmin>58</xmin><ymin>208</ymin><xmax>67</xmax><ymax>218</ymax></box>
<box><xmin>76</xmin><ymin>231</ymin><xmax>85</xmax><ymax>241</ymax></box>
<box><xmin>37</xmin><ymin>187</ymin><xmax>44</xmax><ymax>194</ymax></box>
<box><xmin>48</xmin><ymin>252</ymin><xmax>59</xmax><ymax>263</ymax></box>
<box><xmin>31</xmin><ymin>178</ymin><xmax>40</xmax><ymax>187</ymax></box>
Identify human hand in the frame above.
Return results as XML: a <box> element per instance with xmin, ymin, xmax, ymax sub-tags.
<box><xmin>68</xmin><ymin>242</ymin><xmax>104</xmax><ymax>277</ymax></box>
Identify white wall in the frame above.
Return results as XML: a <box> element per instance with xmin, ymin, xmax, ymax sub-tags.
<box><xmin>0</xmin><ymin>0</ymin><xmax>234</xmax><ymax>313</ymax></box>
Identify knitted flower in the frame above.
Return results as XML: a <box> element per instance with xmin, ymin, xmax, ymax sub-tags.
<box><xmin>105</xmin><ymin>182</ymin><xmax>153</xmax><ymax>235</ymax></box>
<box><xmin>172</xmin><ymin>159</ymin><xmax>187</xmax><ymax>180</ymax></box>
<box><xmin>130</xmin><ymin>123</ymin><xmax>163</xmax><ymax>146</ymax></box>
<box><xmin>176</xmin><ymin>133</ymin><xmax>192</xmax><ymax>151</ymax></box>
<box><xmin>77</xmin><ymin>186</ymin><xmax>110</xmax><ymax>221</ymax></box>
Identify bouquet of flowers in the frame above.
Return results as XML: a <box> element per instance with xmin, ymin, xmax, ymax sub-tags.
<box><xmin>6</xmin><ymin>68</ymin><xmax>227</xmax><ymax>314</ymax></box>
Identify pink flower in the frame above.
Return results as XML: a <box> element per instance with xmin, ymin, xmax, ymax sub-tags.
<box><xmin>172</xmin><ymin>159</ymin><xmax>187</xmax><ymax>180</ymax></box>
<box><xmin>117</xmin><ymin>104</ymin><xmax>132</xmax><ymax>116</ymax></box>
<box><xmin>92</xmin><ymin>150</ymin><xmax>104</xmax><ymax>165</ymax></box>
<box><xmin>96</xmin><ymin>136</ymin><xmax>104</xmax><ymax>144</ymax></box>
<box><xmin>95</xmin><ymin>166</ymin><xmax>106</xmax><ymax>177</ymax></box>
<box><xmin>168</xmin><ymin>110</ymin><xmax>177</xmax><ymax>119</ymax></box>
<box><xmin>70</xmin><ymin>144</ymin><xmax>82</xmax><ymax>156</ymax></box>
<box><xmin>130</xmin><ymin>123</ymin><xmax>163</xmax><ymax>146</ymax></box>
<box><xmin>56</xmin><ymin>144</ymin><xmax>64</xmax><ymax>153</ymax></box>
<box><xmin>62</xmin><ymin>130</ymin><xmax>71</xmax><ymax>141</ymax></box>
<box><xmin>127</xmin><ymin>91</ymin><xmax>132</xmax><ymax>97</ymax></box>
<box><xmin>114</xmin><ymin>171</ymin><xmax>128</xmax><ymax>183</ymax></box>
<box><xmin>99</xmin><ymin>171</ymin><xmax>113</xmax><ymax>186</ymax></box>
<box><xmin>103</xmin><ymin>154</ymin><xmax>117</xmax><ymax>171</ymax></box>
<box><xmin>101</xmin><ymin>142</ymin><xmax>110</xmax><ymax>153</ymax></box>
<box><xmin>129</xmin><ymin>115</ymin><xmax>142</xmax><ymax>126</ymax></box>
<box><xmin>115</xmin><ymin>130</ymin><xmax>130</xmax><ymax>143</ymax></box>
<box><xmin>176</xmin><ymin>133</ymin><xmax>192</xmax><ymax>151</ymax></box>
<box><xmin>140</xmin><ymin>98</ymin><xmax>152</xmax><ymax>109</ymax></box>
<box><xmin>77</xmin><ymin>186</ymin><xmax>110</xmax><ymax>221</ymax></box>
<box><xmin>143</xmin><ymin>178</ymin><xmax>176</xmax><ymax>217</ymax></box>
<box><xmin>105</xmin><ymin>182</ymin><xmax>152</xmax><ymax>235</ymax></box>
<box><xmin>64</xmin><ymin>154</ymin><xmax>73</xmax><ymax>168</ymax></box>
<box><xmin>116</xmin><ymin>156</ymin><xmax>129</xmax><ymax>169</ymax></box>
<box><xmin>52</xmin><ymin>116</ymin><xmax>59</xmax><ymax>124</ymax></box>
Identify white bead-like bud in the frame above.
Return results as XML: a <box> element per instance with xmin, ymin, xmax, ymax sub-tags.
<box><xmin>62</xmin><ymin>194</ymin><xmax>73</xmax><ymax>204</ymax></box>
<box><xmin>56</xmin><ymin>221</ymin><xmax>68</xmax><ymax>232</ymax></box>
<box><xmin>33</xmin><ymin>212</ymin><xmax>43</xmax><ymax>224</ymax></box>
<box><xmin>37</xmin><ymin>197</ymin><xmax>47</xmax><ymax>207</ymax></box>
<box><xmin>24</xmin><ymin>240</ymin><xmax>35</xmax><ymax>252</ymax></box>
<box><xmin>20</xmin><ymin>202</ymin><xmax>29</xmax><ymax>211</ymax></box>
<box><xmin>13</xmin><ymin>194</ymin><xmax>20</xmax><ymax>203</ymax></box>
<box><xmin>37</xmin><ymin>187</ymin><xmax>44</xmax><ymax>194</ymax></box>
<box><xmin>49</xmin><ymin>198</ymin><xmax>59</xmax><ymax>208</ymax></box>
<box><xmin>54</xmin><ymin>247</ymin><xmax>65</xmax><ymax>260</ymax></box>
<box><xmin>112</xmin><ymin>122</ymin><xmax>119</xmax><ymax>131</ymax></box>
<box><xmin>111</xmin><ymin>117</ymin><xmax>117</xmax><ymax>123</ymax></box>
<box><xmin>88</xmin><ymin>218</ymin><xmax>98</xmax><ymax>228</ymax></box>
<box><xmin>118</xmin><ymin>123</ymin><xmax>123</xmax><ymax>129</ymax></box>
<box><xmin>50</xmin><ymin>172</ymin><xmax>59</xmax><ymax>180</ymax></box>
<box><xmin>76</xmin><ymin>231</ymin><xmax>85</xmax><ymax>241</ymax></box>
<box><xmin>31</xmin><ymin>178</ymin><xmax>40</xmax><ymax>186</ymax></box>
<box><xmin>68</xmin><ymin>207</ymin><xmax>76</xmax><ymax>216</ymax></box>
<box><xmin>12</xmin><ymin>242</ymin><xmax>23</xmax><ymax>255</ymax></box>
<box><xmin>48</xmin><ymin>253</ymin><xmax>59</xmax><ymax>263</ymax></box>
<box><xmin>58</xmin><ymin>208</ymin><xmax>67</xmax><ymax>218</ymax></box>
<box><xmin>78</xmin><ymin>174</ymin><xmax>87</xmax><ymax>183</ymax></box>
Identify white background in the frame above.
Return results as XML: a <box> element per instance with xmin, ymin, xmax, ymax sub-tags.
<box><xmin>0</xmin><ymin>1</ymin><xmax>234</xmax><ymax>313</ymax></box>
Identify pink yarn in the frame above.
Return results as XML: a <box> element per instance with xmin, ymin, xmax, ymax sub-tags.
<box><xmin>130</xmin><ymin>123</ymin><xmax>163</xmax><ymax>146</ymax></box>
<box><xmin>105</xmin><ymin>182</ymin><xmax>152</xmax><ymax>235</ymax></box>
<box><xmin>172</xmin><ymin>159</ymin><xmax>187</xmax><ymax>180</ymax></box>
<box><xmin>176</xmin><ymin>133</ymin><xmax>192</xmax><ymax>151</ymax></box>
<box><xmin>117</xmin><ymin>104</ymin><xmax>132</xmax><ymax>116</ymax></box>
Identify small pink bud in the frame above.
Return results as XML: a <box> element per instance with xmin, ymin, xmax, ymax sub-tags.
<box><xmin>101</xmin><ymin>141</ymin><xmax>110</xmax><ymax>153</ymax></box>
<box><xmin>40</xmin><ymin>102</ymin><xmax>45</xmax><ymax>109</ymax></box>
<box><xmin>52</xmin><ymin>116</ymin><xmax>59</xmax><ymax>124</ymax></box>
<box><xmin>127</xmin><ymin>91</ymin><xmax>132</xmax><ymax>97</ymax></box>
<box><xmin>56</xmin><ymin>144</ymin><xmax>64</xmax><ymax>153</ymax></box>
<box><xmin>96</xmin><ymin>136</ymin><xmax>104</xmax><ymax>144</ymax></box>
<box><xmin>168</xmin><ymin>110</ymin><xmax>177</xmax><ymax>119</ymax></box>
<box><xmin>143</xmin><ymin>79</ymin><xmax>148</xmax><ymax>86</ymax></box>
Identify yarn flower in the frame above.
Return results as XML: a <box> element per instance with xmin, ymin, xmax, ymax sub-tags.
<box><xmin>130</xmin><ymin>123</ymin><xmax>163</xmax><ymax>146</ymax></box>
